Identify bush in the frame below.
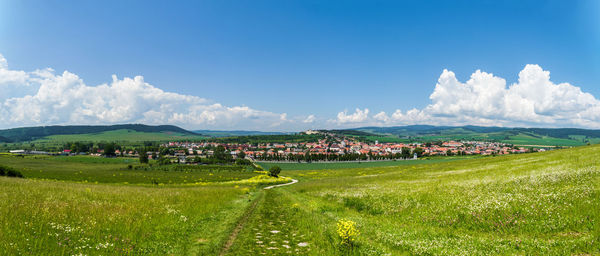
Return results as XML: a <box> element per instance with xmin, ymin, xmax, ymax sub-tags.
<box><xmin>6</xmin><ymin>169</ymin><xmax>23</xmax><ymax>178</ymax></box>
<box><xmin>268</xmin><ymin>166</ymin><xmax>281</xmax><ymax>177</ymax></box>
<box><xmin>0</xmin><ymin>165</ymin><xmax>24</xmax><ymax>178</ymax></box>
<box><xmin>235</xmin><ymin>159</ymin><xmax>252</xmax><ymax>165</ymax></box>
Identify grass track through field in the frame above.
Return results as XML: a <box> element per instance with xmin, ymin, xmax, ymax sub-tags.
<box><xmin>222</xmin><ymin>178</ymin><xmax>303</xmax><ymax>255</ymax></box>
<box><xmin>220</xmin><ymin>191</ymin><xmax>264</xmax><ymax>256</ymax></box>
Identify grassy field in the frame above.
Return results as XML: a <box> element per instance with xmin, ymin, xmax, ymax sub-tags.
<box><xmin>257</xmin><ymin>156</ymin><xmax>479</xmax><ymax>170</ymax></box>
<box><xmin>0</xmin><ymin>177</ymin><xmax>257</xmax><ymax>255</ymax></box>
<box><xmin>240</xmin><ymin>145</ymin><xmax>600</xmax><ymax>255</ymax></box>
<box><xmin>0</xmin><ymin>155</ymin><xmax>259</xmax><ymax>185</ymax></box>
<box><xmin>1</xmin><ymin>145</ymin><xmax>599</xmax><ymax>255</ymax></box>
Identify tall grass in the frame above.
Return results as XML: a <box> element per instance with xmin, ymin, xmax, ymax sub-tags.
<box><xmin>0</xmin><ymin>178</ymin><xmax>256</xmax><ymax>255</ymax></box>
<box><xmin>230</xmin><ymin>145</ymin><xmax>600</xmax><ymax>255</ymax></box>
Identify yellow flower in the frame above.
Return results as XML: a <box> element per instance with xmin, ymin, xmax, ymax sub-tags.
<box><xmin>336</xmin><ymin>219</ymin><xmax>359</xmax><ymax>245</ymax></box>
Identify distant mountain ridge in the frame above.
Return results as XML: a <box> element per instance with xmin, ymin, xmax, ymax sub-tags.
<box><xmin>0</xmin><ymin>124</ymin><xmax>197</xmax><ymax>142</ymax></box>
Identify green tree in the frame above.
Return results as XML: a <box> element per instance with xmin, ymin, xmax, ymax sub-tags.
<box><xmin>157</xmin><ymin>156</ymin><xmax>171</xmax><ymax>165</ymax></box>
<box><xmin>413</xmin><ymin>147</ymin><xmax>424</xmax><ymax>157</ymax></box>
<box><xmin>103</xmin><ymin>143</ymin><xmax>116</xmax><ymax>157</ymax></box>
<box><xmin>269</xmin><ymin>166</ymin><xmax>281</xmax><ymax>177</ymax></box>
<box><xmin>139</xmin><ymin>150</ymin><xmax>149</xmax><ymax>164</ymax></box>
<box><xmin>401</xmin><ymin>147</ymin><xmax>411</xmax><ymax>159</ymax></box>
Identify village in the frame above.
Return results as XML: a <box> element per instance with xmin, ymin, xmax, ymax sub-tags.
<box><xmin>159</xmin><ymin>131</ymin><xmax>545</xmax><ymax>162</ymax></box>
<box><xmin>7</xmin><ymin>130</ymin><xmax>548</xmax><ymax>162</ymax></box>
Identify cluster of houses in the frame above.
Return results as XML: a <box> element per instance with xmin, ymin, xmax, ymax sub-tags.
<box><xmin>160</xmin><ymin>134</ymin><xmax>544</xmax><ymax>161</ymax></box>
<box><xmin>7</xmin><ymin>131</ymin><xmax>548</xmax><ymax>161</ymax></box>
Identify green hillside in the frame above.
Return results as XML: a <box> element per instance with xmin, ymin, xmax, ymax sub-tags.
<box><xmin>35</xmin><ymin>129</ymin><xmax>203</xmax><ymax>143</ymax></box>
<box><xmin>195</xmin><ymin>130</ymin><xmax>289</xmax><ymax>137</ymax></box>
<box><xmin>348</xmin><ymin>125</ymin><xmax>600</xmax><ymax>146</ymax></box>
<box><xmin>0</xmin><ymin>124</ymin><xmax>197</xmax><ymax>142</ymax></box>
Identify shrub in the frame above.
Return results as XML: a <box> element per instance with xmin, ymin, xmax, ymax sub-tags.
<box><xmin>6</xmin><ymin>169</ymin><xmax>23</xmax><ymax>178</ymax></box>
<box><xmin>235</xmin><ymin>159</ymin><xmax>252</xmax><ymax>165</ymax></box>
<box><xmin>337</xmin><ymin>219</ymin><xmax>359</xmax><ymax>246</ymax></box>
<box><xmin>0</xmin><ymin>165</ymin><xmax>24</xmax><ymax>178</ymax></box>
<box><xmin>268</xmin><ymin>166</ymin><xmax>281</xmax><ymax>177</ymax></box>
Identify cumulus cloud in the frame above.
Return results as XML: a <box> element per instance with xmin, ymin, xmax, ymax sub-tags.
<box><xmin>0</xmin><ymin>55</ymin><xmax>32</xmax><ymax>101</ymax></box>
<box><xmin>2</xmin><ymin>52</ymin><xmax>598</xmax><ymax>131</ymax></box>
<box><xmin>303</xmin><ymin>114</ymin><xmax>315</xmax><ymax>123</ymax></box>
<box><xmin>336</xmin><ymin>108</ymin><xmax>369</xmax><ymax>124</ymax></box>
<box><xmin>0</xmin><ymin>54</ymin><xmax>290</xmax><ymax>130</ymax></box>
<box><xmin>342</xmin><ymin>65</ymin><xmax>600</xmax><ymax>128</ymax></box>
<box><xmin>423</xmin><ymin>64</ymin><xmax>600</xmax><ymax>127</ymax></box>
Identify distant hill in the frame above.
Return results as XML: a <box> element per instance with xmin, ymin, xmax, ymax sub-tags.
<box><xmin>195</xmin><ymin>130</ymin><xmax>289</xmax><ymax>137</ymax></box>
<box><xmin>0</xmin><ymin>124</ymin><xmax>198</xmax><ymax>142</ymax></box>
<box><xmin>0</xmin><ymin>136</ymin><xmax>11</xmax><ymax>143</ymax></box>
<box><xmin>340</xmin><ymin>125</ymin><xmax>600</xmax><ymax>146</ymax></box>
<box><xmin>354</xmin><ymin>125</ymin><xmax>511</xmax><ymax>136</ymax></box>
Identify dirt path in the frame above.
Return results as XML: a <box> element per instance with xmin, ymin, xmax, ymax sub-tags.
<box><xmin>264</xmin><ymin>178</ymin><xmax>298</xmax><ymax>190</ymax></box>
<box><xmin>219</xmin><ymin>192</ymin><xmax>263</xmax><ymax>256</ymax></box>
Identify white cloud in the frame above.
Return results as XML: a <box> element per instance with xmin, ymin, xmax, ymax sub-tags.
<box><xmin>0</xmin><ymin>54</ymin><xmax>7</xmax><ymax>69</ymax></box>
<box><xmin>0</xmin><ymin>54</ymin><xmax>291</xmax><ymax>130</ymax></box>
<box><xmin>423</xmin><ymin>64</ymin><xmax>600</xmax><ymax>127</ymax></box>
<box><xmin>0</xmin><ymin>55</ymin><xmax>32</xmax><ymax>101</ymax></box>
<box><xmin>373</xmin><ymin>111</ymin><xmax>389</xmax><ymax>122</ymax></box>
<box><xmin>2</xmin><ymin>53</ymin><xmax>598</xmax><ymax>131</ymax></box>
<box><xmin>336</xmin><ymin>108</ymin><xmax>370</xmax><ymax>124</ymax></box>
<box><xmin>303</xmin><ymin>114</ymin><xmax>315</xmax><ymax>123</ymax></box>
<box><xmin>341</xmin><ymin>65</ymin><xmax>600</xmax><ymax>128</ymax></box>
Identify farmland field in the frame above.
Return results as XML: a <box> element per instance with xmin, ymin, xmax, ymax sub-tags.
<box><xmin>1</xmin><ymin>145</ymin><xmax>599</xmax><ymax>255</ymax></box>
<box><xmin>0</xmin><ymin>155</ymin><xmax>259</xmax><ymax>184</ymax></box>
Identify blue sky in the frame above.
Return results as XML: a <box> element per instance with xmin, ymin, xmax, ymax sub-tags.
<box><xmin>0</xmin><ymin>0</ymin><xmax>599</xmax><ymax>131</ymax></box>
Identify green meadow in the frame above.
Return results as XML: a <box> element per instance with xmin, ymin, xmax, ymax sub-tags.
<box><xmin>1</xmin><ymin>145</ymin><xmax>599</xmax><ymax>255</ymax></box>
<box><xmin>0</xmin><ymin>155</ymin><xmax>258</xmax><ymax>184</ymax></box>
<box><xmin>257</xmin><ymin>155</ymin><xmax>479</xmax><ymax>171</ymax></box>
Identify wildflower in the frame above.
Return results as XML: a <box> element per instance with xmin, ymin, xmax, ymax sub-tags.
<box><xmin>336</xmin><ymin>219</ymin><xmax>359</xmax><ymax>246</ymax></box>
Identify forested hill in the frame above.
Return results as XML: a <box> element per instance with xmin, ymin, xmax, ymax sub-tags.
<box><xmin>353</xmin><ymin>125</ymin><xmax>600</xmax><ymax>138</ymax></box>
<box><xmin>345</xmin><ymin>125</ymin><xmax>600</xmax><ymax>146</ymax></box>
<box><xmin>0</xmin><ymin>124</ymin><xmax>197</xmax><ymax>142</ymax></box>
